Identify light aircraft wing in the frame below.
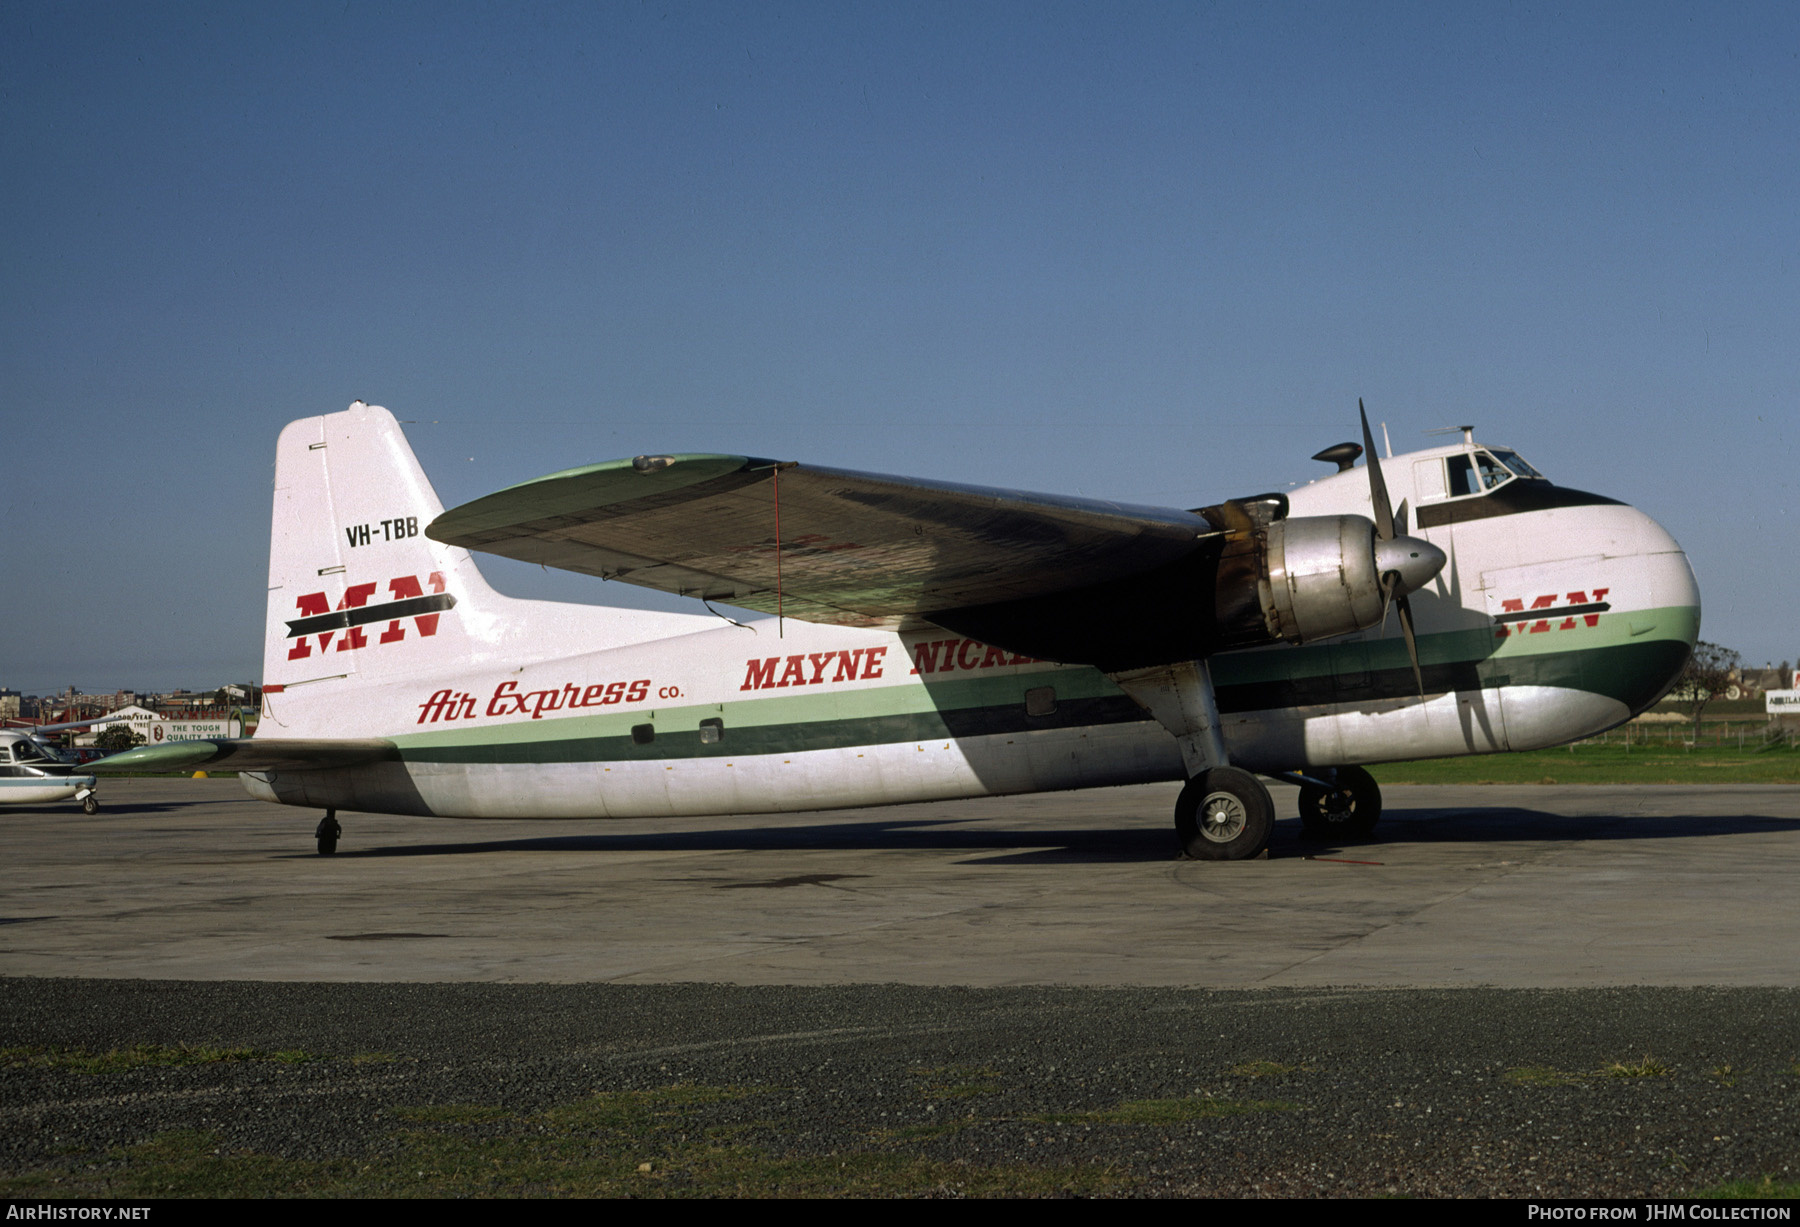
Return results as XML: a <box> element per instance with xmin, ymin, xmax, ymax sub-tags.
<box><xmin>87</xmin><ymin>739</ymin><xmax>399</xmax><ymax>775</ymax></box>
<box><xmin>427</xmin><ymin>454</ymin><xmax>1218</xmax><ymax>629</ymax></box>
<box><xmin>24</xmin><ymin>716</ymin><xmax>126</xmax><ymax>734</ymax></box>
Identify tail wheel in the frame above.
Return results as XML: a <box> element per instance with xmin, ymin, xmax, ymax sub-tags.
<box><xmin>1298</xmin><ymin>765</ymin><xmax>1381</xmax><ymax>837</ymax></box>
<box><xmin>315</xmin><ymin>809</ymin><xmax>341</xmax><ymax>856</ymax></box>
<box><xmin>1175</xmin><ymin>767</ymin><xmax>1274</xmax><ymax>860</ymax></box>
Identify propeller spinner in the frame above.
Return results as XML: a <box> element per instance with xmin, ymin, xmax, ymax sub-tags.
<box><xmin>1359</xmin><ymin>400</ymin><xmax>1446</xmax><ymax>695</ymax></box>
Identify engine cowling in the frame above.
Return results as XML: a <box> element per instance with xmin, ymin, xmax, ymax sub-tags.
<box><xmin>1206</xmin><ymin>505</ymin><xmax>1443</xmax><ymax>651</ymax></box>
<box><xmin>1264</xmin><ymin>514</ymin><xmax>1386</xmax><ymax>642</ymax></box>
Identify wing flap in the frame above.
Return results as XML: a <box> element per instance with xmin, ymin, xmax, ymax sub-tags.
<box><xmin>429</xmin><ymin>455</ymin><xmax>1215</xmax><ymax>626</ymax></box>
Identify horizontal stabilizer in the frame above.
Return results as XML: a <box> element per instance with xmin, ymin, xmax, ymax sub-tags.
<box><xmin>89</xmin><ymin>739</ymin><xmax>399</xmax><ymax>775</ymax></box>
<box><xmin>428</xmin><ymin>454</ymin><xmax>1214</xmax><ymax>627</ymax></box>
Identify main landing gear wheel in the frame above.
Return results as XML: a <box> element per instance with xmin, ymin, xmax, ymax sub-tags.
<box><xmin>1298</xmin><ymin>765</ymin><xmax>1381</xmax><ymax>838</ymax></box>
<box><xmin>1175</xmin><ymin>766</ymin><xmax>1275</xmax><ymax>861</ymax></box>
<box><xmin>81</xmin><ymin>796</ymin><xmax>98</xmax><ymax>815</ymax></box>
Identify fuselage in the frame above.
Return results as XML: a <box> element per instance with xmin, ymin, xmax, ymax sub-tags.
<box><xmin>244</xmin><ymin>435</ymin><xmax>1699</xmax><ymax>820</ymax></box>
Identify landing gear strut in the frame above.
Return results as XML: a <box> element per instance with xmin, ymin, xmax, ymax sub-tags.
<box><xmin>1298</xmin><ymin>766</ymin><xmax>1381</xmax><ymax>838</ymax></box>
<box><xmin>314</xmin><ymin>809</ymin><xmax>340</xmax><ymax>855</ymax></box>
<box><xmin>1108</xmin><ymin>660</ymin><xmax>1276</xmax><ymax>861</ymax></box>
<box><xmin>1175</xmin><ymin>766</ymin><xmax>1275</xmax><ymax>860</ymax></box>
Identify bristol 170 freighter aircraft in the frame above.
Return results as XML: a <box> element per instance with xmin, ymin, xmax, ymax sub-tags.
<box><xmin>95</xmin><ymin>401</ymin><xmax>1700</xmax><ymax>858</ymax></box>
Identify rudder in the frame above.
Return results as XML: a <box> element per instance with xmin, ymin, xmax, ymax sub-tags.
<box><xmin>263</xmin><ymin>402</ymin><xmax>503</xmax><ymax>688</ymax></box>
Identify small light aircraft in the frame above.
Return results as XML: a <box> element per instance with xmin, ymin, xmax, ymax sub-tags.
<box><xmin>94</xmin><ymin>401</ymin><xmax>1699</xmax><ymax>857</ymax></box>
<box><xmin>1</xmin><ymin>723</ymin><xmax>102</xmax><ymax>813</ymax></box>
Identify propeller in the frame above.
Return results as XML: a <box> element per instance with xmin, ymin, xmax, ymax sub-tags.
<box><xmin>1359</xmin><ymin>400</ymin><xmax>1432</xmax><ymax>696</ymax></box>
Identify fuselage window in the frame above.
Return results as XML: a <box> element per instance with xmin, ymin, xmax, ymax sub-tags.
<box><xmin>1413</xmin><ymin>457</ymin><xmax>1448</xmax><ymax>502</ymax></box>
<box><xmin>1025</xmin><ymin>686</ymin><xmax>1057</xmax><ymax>717</ymax></box>
<box><xmin>631</xmin><ymin>723</ymin><xmax>655</xmax><ymax>745</ymax></box>
<box><xmin>698</xmin><ymin>718</ymin><xmax>724</xmax><ymax>744</ymax></box>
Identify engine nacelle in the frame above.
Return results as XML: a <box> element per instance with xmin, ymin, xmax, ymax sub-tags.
<box><xmin>930</xmin><ymin>501</ymin><xmax>1443</xmax><ymax>674</ymax></box>
<box><xmin>1208</xmin><ymin>510</ymin><xmax>1389</xmax><ymax>650</ymax></box>
<box><xmin>1262</xmin><ymin>515</ymin><xmax>1386</xmax><ymax>643</ymax></box>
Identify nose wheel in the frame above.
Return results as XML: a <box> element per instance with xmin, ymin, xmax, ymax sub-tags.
<box><xmin>1175</xmin><ymin>767</ymin><xmax>1274</xmax><ymax>860</ymax></box>
<box><xmin>1298</xmin><ymin>766</ymin><xmax>1381</xmax><ymax>838</ymax></box>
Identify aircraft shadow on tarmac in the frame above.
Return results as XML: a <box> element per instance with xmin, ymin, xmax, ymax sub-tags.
<box><xmin>290</xmin><ymin>818</ymin><xmax>1177</xmax><ymax>864</ymax></box>
<box><xmin>281</xmin><ymin>806</ymin><xmax>1800</xmax><ymax>865</ymax></box>
<box><xmin>10</xmin><ymin>802</ymin><xmax>190</xmax><ymax>816</ymax></box>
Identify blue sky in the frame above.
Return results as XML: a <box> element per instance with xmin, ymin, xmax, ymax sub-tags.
<box><xmin>3</xmin><ymin>1</ymin><xmax>1795</xmax><ymax>693</ymax></box>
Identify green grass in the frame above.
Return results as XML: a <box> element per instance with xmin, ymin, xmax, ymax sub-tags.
<box><xmin>1694</xmin><ymin>1176</ymin><xmax>1800</xmax><ymax>1198</ymax></box>
<box><xmin>881</xmin><ymin>1121</ymin><xmax>980</xmax><ymax>1142</ymax></box>
<box><xmin>1041</xmin><ymin>1096</ymin><xmax>1298</xmax><ymax>1125</ymax></box>
<box><xmin>391</xmin><ymin>1104</ymin><xmax>515</xmax><ymax>1124</ymax></box>
<box><xmin>911</xmin><ymin>1065</ymin><xmax>1002</xmax><ymax>1099</ymax></box>
<box><xmin>1504</xmin><ymin>1056</ymin><xmax>1676</xmax><ymax>1085</ymax></box>
<box><xmin>1504</xmin><ymin>1066</ymin><xmax>1586</xmax><ymax>1087</ymax></box>
<box><xmin>1370</xmin><ymin>740</ymin><xmax>1800</xmax><ymax>786</ymax></box>
<box><xmin>0</xmin><ymin>1043</ymin><xmax>320</xmax><ymax>1074</ymax></box>
<box><xmin>0</xmin><ymin>1085</ymin><xmax>1120</xmax><ymax>1199</ymax></box>
<box><xmin>1602</xmin><ymin>1054</ymin><xmax>1673</xmax><ymax>1079</ymax></box>
<box><xmin>99</xmin><ymin>723</ymin><xmax>1797</xmax><ymax>785</ymax></box>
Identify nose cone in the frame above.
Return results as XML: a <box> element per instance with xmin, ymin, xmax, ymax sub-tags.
<box><xmin>1507</xmin><ymin>493</ymin><xmax>1700</xmax><ymax>721</ymax></box>
<box><xmin>1615</xmin><ymin>503</ymin><xmax>1702</xmax><ymax>714</ymax></box>
<box><xmin>1374</xmin><ymin>534</ymin><xmax>1447</xmax><ymax>597</ymax></box>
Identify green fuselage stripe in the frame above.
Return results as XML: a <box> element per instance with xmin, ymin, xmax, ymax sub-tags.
<box><xmin>389</xmin><ymin>607</ymin><xmax>1696</xmax><ymax>766</ymax></box>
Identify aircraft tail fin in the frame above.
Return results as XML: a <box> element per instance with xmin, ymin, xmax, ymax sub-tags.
<box><xmin>263</xmin><ymin>402</ymin><xmax>506</xmax><ymax>690</ymax></box>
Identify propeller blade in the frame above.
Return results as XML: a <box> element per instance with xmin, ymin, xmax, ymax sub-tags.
<box><xmin>1397</xmin><ymin>593</ymin><xmax>1425</xmax><ymax>696</ymax></box>
<box><xmin>1361</xmin><ymin>399</ymin><xmax>1434</xmax><ymax>696</ymax></box>
<box><xmin>1359</xmin><ymin>399</ymin><xmax>1395</xmax><ymax>542</ymax></box>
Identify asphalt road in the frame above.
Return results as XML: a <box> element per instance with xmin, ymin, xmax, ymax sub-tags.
<box><xmin>4</xmin><ymin>778</ymin><xmax>1798</xmax><ymax>1197</ymax></box>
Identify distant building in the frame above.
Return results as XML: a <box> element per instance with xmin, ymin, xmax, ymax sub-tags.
<box><xmin>82</xmin><ymin>705</ymin><xmax>243</xmax><ymax>745</ymax></box>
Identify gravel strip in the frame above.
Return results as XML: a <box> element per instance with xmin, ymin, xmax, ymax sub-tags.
<box><xmin>4</xmin><ymin>978</ymin><xmax>1797</xmax><ymax>1197</ymax></box>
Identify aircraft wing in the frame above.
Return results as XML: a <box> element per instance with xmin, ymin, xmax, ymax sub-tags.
<box><xmin>25</xmin><ymin>716</ymin><xmax>129</xmax><ymax>734</ymax></box>
<box><xmin>427</xmin><ymin>454</ymin><xmax>1217</xmax><ymax>629</ymax></box>
<box><xmin>87</xmin><ymin>739</ymin><xmax>399</xmax><ymax>775</ymax></box>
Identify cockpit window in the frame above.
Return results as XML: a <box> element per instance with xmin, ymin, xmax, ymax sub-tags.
<box><xmin>1447</xmin><ymin>450</ymin><xmax>1531</xmax><ymax>498</ymax></box>
<box><xmin>1447</xmin><ymin>454</ymin><xmax>1494</xmax><ymax>496</ymax></box>
<box><xmin>1487</xmin><ymin>448</ymin><xmax>1545</xmax><ymax>480</ymax></box>
<box><xmin>11</xmin><ymin>739</ymin><xmax>49</xmax><ymax>764</ymax></box>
